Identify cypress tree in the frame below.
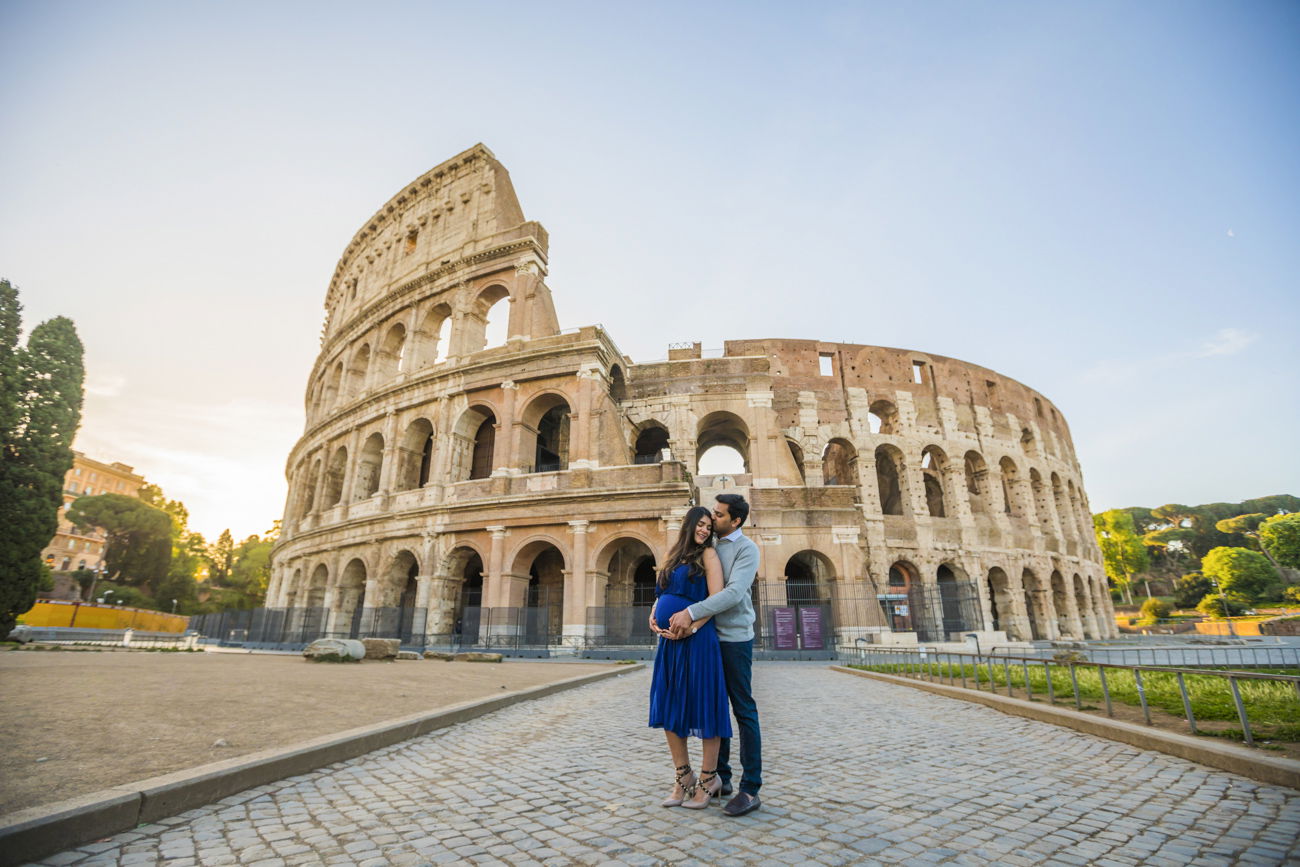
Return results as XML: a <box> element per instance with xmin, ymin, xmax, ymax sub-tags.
<box><xmin>0</xmin><ymin>279</ymin><xmax>84</xmax><ymax>636</ymax></box>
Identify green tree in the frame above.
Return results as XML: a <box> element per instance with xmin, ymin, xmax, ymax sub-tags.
<box><xmin>1171</xmin><ymin>571</ymin><xmax>1214</xmax><ymax>609</ymax></box>
<box><xmin>1137</xmin><ymin>597</ymin><xmax>1172</xmax><ymax>625</ymax></box>
<box><xmin>137</xmin><ymin>482</ymin><xmax>204</xmax><ymax>612</ymax></box>
<box><xmin>1094</xmin><ymin>509</ymin><xmax>1150</xmax><ymax>603</ymax></box>
<box><xmin>1201</xmin><ymin>546</ymin><xmax>1279</xmax><ymax>603</ymax></box>
<box><xmin>66</xmin><ymin>493</ymin><xmax>172</xmax><ymax>595</ymax></box>
<box><xmin>207</xmin><ymin>529</ymin><xmax>235</xmax><ymax>586</ymax></box>
<box><xmin>0</xmin><ymin>280</ymin><xmax>85</xmax><ymax>636</ymax></box>
<box><xmin>1196</xmin><ymin>591</ymin><xmax>1250</xmax><ymax>619</ymax></box>
<box><xmin>1259</xmin><ymin>513</ymin><xmax>1300</xmax><ymax>570</ymax></box>
<box><xmin>1215</xmin><ymin>513</ymin><xmax>1289</xmax><ymax>571</ymax></box>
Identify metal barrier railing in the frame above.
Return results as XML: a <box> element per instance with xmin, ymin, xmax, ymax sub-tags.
<box><xmin>842</xmin><ymin>645</ymin><xmax>1300</xmax><ymax>748</ymax></box>
<box><xmin>11</xmin><ymin>626</ymin><xmax>198</xmax><ymax>649</ymax></box>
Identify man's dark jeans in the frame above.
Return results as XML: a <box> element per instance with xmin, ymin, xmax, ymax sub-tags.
<box><xmin>717</xmin><ymin>639</ymin><xmax>762</xmax><ymax>795</ymax></box>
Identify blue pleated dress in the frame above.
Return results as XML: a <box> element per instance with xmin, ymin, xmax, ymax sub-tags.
<box><xmin>648</xmin><ymin>563</ymin><xmax>733</xmax><ymax>740</ymax></box>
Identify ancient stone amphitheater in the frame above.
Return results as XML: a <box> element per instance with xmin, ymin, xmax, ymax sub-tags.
<box><xmin>264</xmin><ymin>144</ymin><xmax>1116</xmax><ymax>652</ymax></box>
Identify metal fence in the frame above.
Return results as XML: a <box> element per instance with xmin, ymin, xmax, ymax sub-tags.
<box><xmin>842</xmin><ymin>645</ymin><xmax>1300</xmax><ymax>748</ymax></box>
<box><xmin>999</xmin><ymin>643</ymin><xmax>1300</xmax><ymax>669</ymax></box>
<box><xmin>9</xmin><ymin>626</ymin><xmax>198</xmax><ymax>649</ymax></box>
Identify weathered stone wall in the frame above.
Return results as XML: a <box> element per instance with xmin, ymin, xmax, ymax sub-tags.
<box><xmin>269</xmin><ymin>145</ymin><xmax>1116</xmax><ymax>647</ymax></box>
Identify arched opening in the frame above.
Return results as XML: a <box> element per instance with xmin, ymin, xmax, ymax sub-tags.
<box><xmin>1029</xmin><ymin>468</ymin><xmax>1050</xmax><ymax>527</ymax></box>
<box><xmin>480</xmin><ymin>285</ymin><xmax>509</xmax><ymax>350</ymax></box>
<box><xmin>445</xmin><ymin>547</ymin><xmax>484</xmax><ymax>646</ymax></box>
<box><xmin>609</xmin><ymin>365</ymin><xmax>627</xmax><ymax>402</ymax></box>
<box><xmin>598</xmin><ymin>537</ymin><xmax>657</xmax><ymax>644</ymax></box>
<box><xmin>356</xmin><ymin>432</ymin><xmax>384</xmax><ymax>499</ymax></box>
<box><xmin>324</xmin><ymin>361</ymin><xmax>343</xmax><ymax>410</ymax></box>
<box><xmin>822</xmin><ymin>439</ymin><xmax>857</xmax><ymax>486</ymax></box>
<box><xmin>1052</xmin><ymin>473</ymin><xmax>1074</xmax><ymax>540</ymax></box>
<box><xmin>1022</xmin><ymin>568</ymin><xmax>1046</xmax><ymax>640</ymax></box>
<box><xmin>375</xmin><ymin>322</ymin><xmax>407</xmax><ymax>381</ymax></box>
<box><xmin>392</xmin><ymin>551</ymin><xmax>421</xmax><ymax>642</ymax></box>
<box><xmin>697</xmin><ymin>411</ymin><xmax>751</xmax><ymax>474</ymax></box>
<box><xmin>397</xmin><ymin>419</ymin><xmax>435</xmax><ymax>490</ymax></box>
<box><xmin>987</xmin><ymin>567</ymin><xmax>1015</xmax><ymax>638</ymax></box>
<box><xmin>1067</xmin><ymin>480</ymin><xmax>1084</xmax><ymax>541</ymax></box>
<box><xmin>337</xmin><ymin>558</ymin><xmax>367</xmax><ymax>639</ymax></box>
<box><xmin>868</xmin><ymin>399</ymin><xmax>898</xmax><ymax>435</ymax></box>
<box><xmin>304</xmin><ymin>564</ymin><xmax>328</xmax><ymax>609</ymax></box>
<box><xmin>324</xmin><ymin>446</ymin><xmax>348</xmax><ymax>507</ymax></box>
<box><xmin>633</xmin><ymin>425</ymin><xmax>669</xmax><ymax>464</ymax></box>
<box><xmin>345</xmin><ymin>343</ymin><xmax>371</xmax><ymax>400</ymax></box>
<box><xmin>1051</xmin><ymin>570</ymin><xmax>1071</xmax><ymax>638</ymax></box>
<box><xmin>875</xmin><ymin>445</ymin><xmax>905</xmax><ymax>515</ymax></box>
<box><xmin>937</xmin><ymin>563</ymin><xmax>975</xmax><ymax>636</ymax></box>
<box><xmin>282</xmin><ymin>568</ymin><xmax>302</xmax><ymax>609</ymax></box>
<box><xmin>788</xmin><ymin>440</ymin><xmax>806</xmax><ymax>484</ymax></box>
<box><xmin>999</xmin><ymin>456</ymin><xmax>1022</xmax><ymax>517</ymax></box>
<box><xmin>884</xmin><ymin>561</ymin><xmax>918</xmax><ymax>631</ymax></box>
<box><xmin>535</xmin><ymin>404</ymin><xmax>571</xmax><ymax>472</ymax></box>
<box><xmin>1073</xmin><ymin>573</ymin><xmax>1096</xmax><ymax>639</ymax></box>
<box><xmin>301</xmin><ymin>459</ymin><xmax>321</xmax><ymax>516</ymax></box>
<box><xmin>964</xmin><ymin>450</ymin><xmax>989</xmax><ymax>515</ymax></box>
<box><xmin>417</xmin><ymin>302</ymin><xmax>453</xmax><ymax>367</ymax></box>
<box><xmin>512</xmin><ymin>542</ymin><xmax>565</xmax><ymax>645</ymax></box>
<box><xmin>921</xmin><ymin>446</ymin><xmax>947</xmax><ymax>518</ymax></box>
<box><xmin>784</xmin><ymin>550</ymin><xmax>833</xmax><ymax>605</ymax></box>
<box><xmin>452</xmin><ymin>406</ymin><xmax>496</xmax><ymax>481</ymax></box>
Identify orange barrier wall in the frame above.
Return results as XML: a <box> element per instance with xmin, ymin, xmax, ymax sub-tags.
<box><xmin>1195</xmin><ymin>619</ymin><xmax>1265</xmax><ymax>637</ymax></box>
<box><xmin>18</xmin><ymin>600</ymin><xmax>189</xmax><ymax>633</ymax></box>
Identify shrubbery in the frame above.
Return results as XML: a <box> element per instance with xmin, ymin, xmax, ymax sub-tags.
<box><xmin>1138</xmin><ymin>597</ymin><xmax>1172</xmax><ymax>625</ymax></box>
<box><xmin>1196</xmin><ymin>592</ymin><xmax>1250</xmax><ymax>619</ymax></box>
<box><xmin>1172</xmin><ymin>571</ymin><xmax>1214</xmax><ymax>608</ymax></box>
<box><xmin>1283</xmin><ymin>586</ymin><xmax>1300</xmax><ymax>605</ymax></box>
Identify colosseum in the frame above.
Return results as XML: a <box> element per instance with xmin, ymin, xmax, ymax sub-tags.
<box><xmin>262</xmin><ymin>143</ymin><xmax>1118</xmax><ymax>654</ymax></box>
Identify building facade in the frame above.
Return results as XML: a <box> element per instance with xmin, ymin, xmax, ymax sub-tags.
<box><xmin>265</xmin><ymin>144</ymin><xmax>1117</xmax><ymax>649</ymax></box>
<box><xmin>41</xmin><ymin>451</ymin><xmax>146</xmax><ymax>575</ymax></box>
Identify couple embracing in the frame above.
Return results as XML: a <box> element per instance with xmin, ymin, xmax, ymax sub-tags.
<box><xmin>648</xmin><ymin>493</ymin><xmax>762</xmax><ymax>818</ymax></box>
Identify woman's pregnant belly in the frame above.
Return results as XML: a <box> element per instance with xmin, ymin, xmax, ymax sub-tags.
<box><xmin>653</xmin><ymin>593</ymin><xmax>694</xmax><ymax>625</ymax></box>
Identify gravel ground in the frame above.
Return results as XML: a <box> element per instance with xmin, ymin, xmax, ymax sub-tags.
<box><xmin>0</xmin><ymin>647</ymin><xmax>618</xmax><ymax>817</ymax></box>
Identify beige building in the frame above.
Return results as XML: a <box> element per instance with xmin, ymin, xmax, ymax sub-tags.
<box><xmin>266</xmin><ymin>144</ymin><xmax>1116</xmax><ymax>651</ymax></box>
<box><xmin>41</xmin><ymin>451</ymin><xmax>146</xmax><ymax>575</ymax></box>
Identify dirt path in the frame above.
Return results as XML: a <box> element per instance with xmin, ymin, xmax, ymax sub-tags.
<box><xmin>0</xmin><ymin>648</ymin><xmax>621</xmax><ymax>816</ymax></box>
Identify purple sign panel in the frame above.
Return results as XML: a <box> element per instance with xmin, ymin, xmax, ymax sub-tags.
<box><xmin>798</xmin><ymin>607</ymin><xmax>825</xmax><ymax>650</ymax></box>
<box><xmin>771</xmin><ymin>607</ymin><xmax>798</xmax><ymax>650</ymax></box>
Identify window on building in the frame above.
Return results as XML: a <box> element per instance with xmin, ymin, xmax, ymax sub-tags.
<box><xmin>912</xmin><ymin>361</ymin><xmax>925</xmax><ymax>384</ymax></box>
<box><xmin>68</xmin><ymin>481</ymin><xmax>78</xmax><ymax>493</ymax></box>
<box><xmin>819</xmin><ymin>353</ymin><xmax>834</xmax><ymax>376</ymax></box>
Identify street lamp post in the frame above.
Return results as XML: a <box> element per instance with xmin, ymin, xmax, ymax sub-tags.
<box><xmin>171</xmin><ymin>599</ymin><xmax>178</xmax><ymax>614</ymax></box>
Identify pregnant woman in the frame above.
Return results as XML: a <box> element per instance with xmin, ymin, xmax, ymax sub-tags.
<box><xmin>648</xmin><ymin>505</ymin><xmax>732</xmax><ymax>809</ymax></box>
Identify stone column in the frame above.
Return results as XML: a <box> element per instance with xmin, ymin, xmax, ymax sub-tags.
<box><xmin>493</xmin><ymin>380</ymin><xmax>519</xmax><ymax>475</ymax></box>
<box><xmin>377</xmin><ymin>411</ymin><xmax>400</xmax><ymax>497</ymax></box>
<box><xmin>563</xmin><ymin>520</ymin><xmax>592</xmax><ymax>647</ymax></box>
<box><xmin>311</xmin><ymin>448</ymin><xmax>330</xmax><ymax>516</ymax></box>
<box><xmin>511</xmin><ymin>262</ymin><xmax>540</xmax><ymax>340</ymax></box>
<box><xmin>746</xmin><ymin>391</ymin><xmax>775</xmax><ymax>484</ymax></box>
<box><xmin>484</xmin><ymin>526</ymin><xmax>508</xmax><ymax>609</ymax></box>
<box><xmin>570</xmin><ymin>368</ymin><xmax>601</xmax><ymax>469</ymax></box>
<box><xmin>338</xmin><ymin>427</ymin><xmax>363</xmax><ymax>513</ymax></box>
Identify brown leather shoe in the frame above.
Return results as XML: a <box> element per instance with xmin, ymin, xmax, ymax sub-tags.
<box><xmin>722</xmin><ymin>791</ymin><xmax>760</xmax><ymax>817</ymax></box>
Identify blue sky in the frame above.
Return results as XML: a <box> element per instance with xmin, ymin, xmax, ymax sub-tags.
<box><xmin>2</xmin><ymin>1</ymin><xmax>1297</xmax><ymax>540</ymax></box>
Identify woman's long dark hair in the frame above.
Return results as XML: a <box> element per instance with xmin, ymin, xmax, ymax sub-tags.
<box><xmin>657</xmin><ymin>505</ymin><xmax>714</xmax><ymax>590</ymax></box>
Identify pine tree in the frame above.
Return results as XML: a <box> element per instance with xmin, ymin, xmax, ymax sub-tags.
<box><xmin>0</xmin><ymin>279</ymin><xmax>84</xmax><ymax>636</ymax></box>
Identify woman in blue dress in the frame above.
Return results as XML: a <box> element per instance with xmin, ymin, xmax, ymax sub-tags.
<box><xmin>648</xmin><ymin>505</ymin><xmax>732</xmax><ymax>809</ymax></box>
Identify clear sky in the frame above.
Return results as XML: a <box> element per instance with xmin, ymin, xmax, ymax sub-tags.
<box><xmin>2</xmin><ymin>1</ymin><xmax>1297</xmax><ymax>542</ymax></box>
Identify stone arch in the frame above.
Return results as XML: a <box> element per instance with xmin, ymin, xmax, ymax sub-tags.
<box><xmin>376</xmin><ymin>549</ymin><xmax>420</xmax><ymax>608</ymax></box>
<box><xmin>1051</xmin><ymin>473</ymin><xmax>1074</xmax><ymax>539</ymax></box>
<box><xmin>868</xmin><ymin>399</ymin><xmax>899</xmax><ymax>435</ymax></box>
<box><xmin>609</xmin><ymin>364</ymin><xmax>627</xmax><ymax>402</ymax></box>
<box><xmin>1051</xmin><ymin>569</ymin><xmax>1072</xmax><ymax>637</ymax></box>
<box><xmin>324</xmin><ymin>445</ymin><xmax>348</xmax><ymax>507</ymax></box>
<box><xmin>300</xmin><ymin>457</ymin><xmax>321</xmax><ymax>517</ymax></box>
<box><xmin>874</xmin><ymin>444</ymin><xmax>906</xmax><ymax>516</ymax></box>
<box><xmin>1022</xmin><ymin>568</ymin><xmax>1048</xmax><ymax>640</ymax></box>
<box><xmin>304</xmin><ymin>563</ymin><xmax>329</xmax><ymax>608</ymax></box>
<box><xmin>633</xmin><ymin>423</ymin><xmax>670</xmax><ymax>464</ymax></box>
<box><xmin>920</xmin><ymin>445</ymin><xmax>948</xmax><ymax>518</ymax></box>
<box><xmin>937</xmin><ymin>562</ymin><xmax>975</xmax><ymax>634</ymax></box>
<box><xmin>470</xmin><ymin>284</ymin><xmax>512</xmax><ymax>353</ymax></box>
<box><xmin>999</xmin><ymin>456</ymin><xmax>1023</xmax><ymax>518</ymax></box>
<box><xmin>374</xmin><ymin>322</ymin><xmax>407</xmax><ymax>381</ymax></box>
<box><xmin>396</xmin><ymin>418</ymin><xmax>434</xmax><ymax>490</ymax></box>
<box><xmin>1029</xmin><ymin>468</ymin><xmax>1051</xmax><ymax>527</ymax></box>
<box><xmin>519</xmin><ymin>391</ymin><xmax>572</xmax><ymax>473</ymax></box>
<box><xmin>435</xmin><ymin>545</ymin><xmax>485</xmax><ymax>644</ymax></box>
<box><xmin>1067</xmin><ymin>479</ymin><xmax>1084</xmax><ymax>540</ymax></box>
<box><xmin>963</xmin><ymin>450</ymin><xmax>990</xmax><ymax>515</ymax></box>
<box><xmin>509</xmin><ymin>539</ymin><xmax>566</xmax><ymax>644</ymax></box>
<box><xmin>1074</xmin><ymin>572</ymin><xmax>1099</xmax><ymax>639</ymax></box>
<box><xmin>452</xmin><ymin>404</ymin><xmax>497</xmax><ymax>481</ymax></box>
<box><xmin>822</xmin><ymin>438</ymin><xmax>857</xmax><ymax>486</ymax></box>
<box><xmin>324</xmin><ymin>360</ymin><xmax>344</xmax><ymax>410</ymax></box>
<box><xmin>697</xmin><ymin>411</ymin><xmax>751</xmax><ymax>474</ymax></box>
<box><xmin>345</xmin><ymin>343</ymin><xmax>371</xmax><ymax>400</ymax></box>
<box><xmin>597</xmin><ymin>535</ymin><xmax>657</xmax><ymax>612</ymax></box>
<box><xmin>356</xmin><ymin>432</ymin><xmax>384</xmax><ymax>499</ymax></box>
<box><xmin>885</xmin><ymin>560</ymin><xmax>920</xmax><ymax>631</ymax></box>
<box><xmin>784</xmin><ymin>549</ymin><xmax>834</xmax><ymax>605</ymax></box>
<box><xmin>336</xmin><ymin>558</ymin><xmax>368</xmax><ymax>639</ymax></box>
<box><xmin>282</xmin><ymin>567</ymin><xmax>303</xmax><ymax>608</ymax></box>
<box><xmin>417</xmin><ymin>302</ymin><xmax>453</xmax><ymax>367</ymax></box>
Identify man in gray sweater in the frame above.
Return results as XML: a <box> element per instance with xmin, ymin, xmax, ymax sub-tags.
<box><xmin>666</xmin><ymin>493</ymin><xmax>763</xmax><ymax>817</ymax></box>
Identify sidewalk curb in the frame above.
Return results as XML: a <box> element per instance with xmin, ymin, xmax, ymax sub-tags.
<box><xmin>832</xmin><ymin>665</ymin><xmax>1300</xmax><ymax>790</ymax></box>
<box><xmin>0</xmin><ymin>663</ymin><xmax>642</xmax><ymax>867</ymax></box>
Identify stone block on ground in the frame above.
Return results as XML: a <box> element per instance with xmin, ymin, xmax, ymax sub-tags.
<box><xmin>423</xmin><ymin>651</ymin><xmax>454</xmax><ymax>661</ymax></box>
<box><xmin>302</xmin><ymin>638</ymin><xmax>365</xmax><ymax>661</ymax></box>
<box><xmin>361</xmin><ymin>638</ymin><xmax>400</xmax><ymax>660</ymax></box>
<box><xmin>396</xmin><ymin>650</ymin><xmax>421</xmax><ymax>660</ymax></box>
<box><xmin>453</xmin><ymin>652</ymin><xmax>503</xmax><ymax>663</ymax></box>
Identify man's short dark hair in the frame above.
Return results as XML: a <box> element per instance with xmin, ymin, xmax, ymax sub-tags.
<box><xmin>715</xmin><ymin>493</ymin><xmax>750</xmax><ymax>527</ymax></box>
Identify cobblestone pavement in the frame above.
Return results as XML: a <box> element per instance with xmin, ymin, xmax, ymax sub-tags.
<box><xmin>27</xmin><ymin>663</ymin><xmax>1300</xmax><ymax>866</ymax></box>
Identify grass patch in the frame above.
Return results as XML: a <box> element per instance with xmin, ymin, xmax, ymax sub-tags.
<box><xmin>849</xmin><ymin>660</ymin><xmax>1300</xmax><ymax>744</ymax></box>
